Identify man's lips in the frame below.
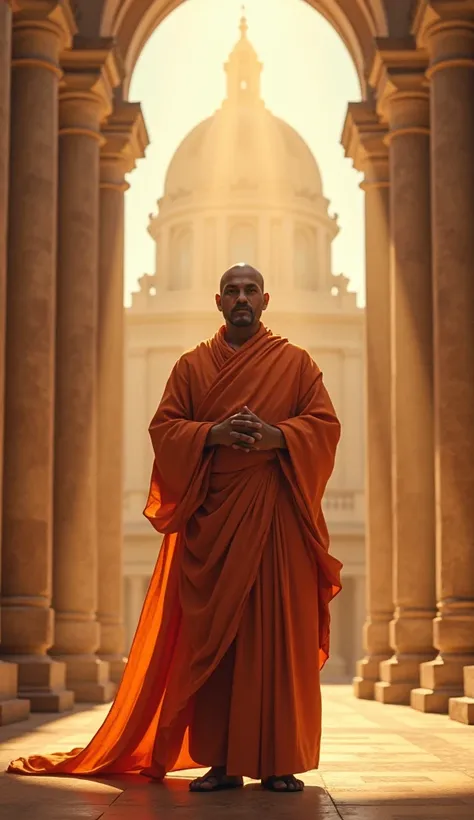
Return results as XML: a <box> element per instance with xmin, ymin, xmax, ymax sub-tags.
<box><xmin>233</xmin><ymin>307</ymin><xmax>252</xmax><ymax>313</ymax></box>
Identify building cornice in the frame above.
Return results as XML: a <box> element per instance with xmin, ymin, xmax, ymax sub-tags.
<box><xmin>342</xmin><ymin>101</ymin><xmax>389</xmax><ymax>187</ymax></box>
<box><xmin>369</xmin><ymin>37</ymin><xmax>429</xmax><ymax>123</ymax></box>
<box><xmin>59</xmin><ymin>37</ymin><xmax>122</xmax><ymax>128</ymax></box>
<box><xmin>100</xmin><ymin>100</ymin><xmax>149</xmax><ymax>187</ymax></box>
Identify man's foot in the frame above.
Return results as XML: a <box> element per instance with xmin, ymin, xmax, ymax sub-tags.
<box><xmin>189</xmin><ymin>766</ymin><xmax>244</xmax><ymax>792</ymax></box>
<box><xmin>261</xmin><ymin>775</ymin><xmax>304</xmax><ymax>792</ymax></box>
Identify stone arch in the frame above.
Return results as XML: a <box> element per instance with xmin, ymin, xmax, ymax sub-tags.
<box><xmin>99</xmin><ymin>0</ymin><xmax>389</xmax><ymax>98</ymax></box>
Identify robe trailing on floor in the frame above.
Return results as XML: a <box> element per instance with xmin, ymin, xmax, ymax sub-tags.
<box><xmin>7</xmin><ymin>324</ymin><xmax>342</xmax><ymax>780</ymax></box>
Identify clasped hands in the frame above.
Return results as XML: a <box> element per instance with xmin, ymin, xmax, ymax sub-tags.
<box><xmin>208</xmin><ymin>406</ymin><xmax>284</xmax><ymax>453</ymax></box>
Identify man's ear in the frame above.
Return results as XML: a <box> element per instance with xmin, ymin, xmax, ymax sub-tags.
<box><xmin>215</xmin><ymin>294</ymin><xmax>223</xmax><ymax>312</ymax></box>
<box><xmin>262</xmin><ymin>293</ymin><xmax>270</xmax><ymax>310</ymax></box>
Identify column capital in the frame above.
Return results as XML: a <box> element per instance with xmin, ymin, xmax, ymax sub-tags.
<box><xmin>342</xmin><ymin>101</ymin><xmax>389</xmax><ymax>189</ymax></box>
<box><xmin>12</xmin><ymin>1</ymin><xmax>77</xmax><ymax>67</ymax></box>
<box><xmin>413</xmin><ymin>1</ymin><xmax>474</xmax><ymax>73</ymax></box>
<box><xmin>370</xmin><ymin>38</ymin><xmax>429</xmax><ymax>135</ymax></box>
<box><xmin>59</xmin><ymin>37</ymin><xmax>122</xmax><ymax>137</ymax></box>
<box><xmin>100</xmin><ymin>101</ymin><xmax>149</xmax><ymax>190</ymax></box>
<box><xmin>13</xmin><ymin>0</ymin><xmax>76</xmax><ymax>40</ymax></box>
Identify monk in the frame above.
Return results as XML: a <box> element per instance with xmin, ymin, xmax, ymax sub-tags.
<box><xmin>7</xmin><ymin>263</ymin><xmax>342</xmax><ymax>795</ymax></box>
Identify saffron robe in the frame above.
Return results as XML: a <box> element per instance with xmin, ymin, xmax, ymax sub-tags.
<box><xmin>7</xmin><ymin>324</ymin><xmax>342</xmax><ymax>780</ymax></box>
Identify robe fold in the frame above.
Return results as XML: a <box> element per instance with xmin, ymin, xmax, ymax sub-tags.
<box><xmin>7</xmin><ymin>324</ymin><xmax>342</xmax><ymax>780</ymax></box>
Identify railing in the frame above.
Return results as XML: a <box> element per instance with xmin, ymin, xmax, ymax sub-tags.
<box><xmin>322</xmin><ymin>489</ymin><xmax>365</xmax><ymax>525</ymax></box>
<box><xmin>124</xmin><ymin>487</ymin><xmax>365</xmax><ymax>527</ymax></box>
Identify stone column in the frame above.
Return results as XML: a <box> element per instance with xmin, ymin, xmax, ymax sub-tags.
<box><xmin>50</xmin><ymin>40</ymin><xmax>120</xmax><ymax>702</ymax></box>
<box><xmin>192</xmin><ymin>215</ymin><xmax>205</xmax><ymax>291</ymax></box>
<box><xmin>412</xmin><ymin>1</ymin><xmax>474</xmax><ymax>716</ymax></box>
<box><xmin>0</xmin><ymin>0</ymin><xmax>29</xmax><ymax>727</ymax></box>
<box><xmin>258</xmin><ymin>213</ymin><xmax>272</xmax><ymax>274</ymax></box>
<box><xmin>97</xmin><ymin>101</ymin><xmax>147</xmax><ymax>684</ymax></box>
<box><xmin>341</xmin><ymin>102</ymin><xmax>393</xmax><ymax>699</ymax></box>
<box><xmin>1</xmin><ymin>0</ymin><xmax>75</xmax><ymax>713</ymax></box>
<box><xmin>370</xmin><ymin>46</ymin><xmax>437</xmax><ymax>705</ymax></box>
<box><xmin>321</xmin><ymin>591</ymin><xmax>347</xmax><ymax>682</ymax></box>
<box><xmin>353</xmin><ymin>574</ymin><xmax>366</xmax><ymax>669</ymax></box>
<box><xmin>217</xmin><ymin>214</ymin><xmax>227</xmax><ymax>272</ymax></box>
<box><xmin>283</xmin><ymin>218</ymin><xmax>294</xmax><ymax>286</ymax></box>
<box><xmin>125</xmin><ymin>575</ymin><xmax>147</xmax><ymax>652</ymax></box>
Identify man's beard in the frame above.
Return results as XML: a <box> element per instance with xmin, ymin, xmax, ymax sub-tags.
<box><xmin>229</xmin><ymin>307</ymin><xmax>254</xmax><ymax>325</ymax></box>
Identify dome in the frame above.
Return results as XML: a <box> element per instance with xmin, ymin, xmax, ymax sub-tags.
<box><xmin>164</xmin><ymin>108</ymin><xmax>323</xmax><ymax>201</ymax></box>
<box><xmin>162</xmin><ymin>16</ymin><xmax>323</xmax><ymax>203</ymax></box>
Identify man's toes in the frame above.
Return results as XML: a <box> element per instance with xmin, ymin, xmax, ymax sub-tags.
<box><xmin>296</xmin><ymin>778</ymin><xmax>304</xmax><ymax>791</ymax></box>
<box><xmin>190</xmin><ymin>776</ymin><xmax>215</xmax><ymax>791</ymax></box>
<box><xmin>273</xmin><ymin>779</ymin><xmax>288</xmax><ymax>790</ymax></box>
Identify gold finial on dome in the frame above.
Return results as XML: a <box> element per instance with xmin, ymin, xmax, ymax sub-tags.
<box><xmin>224</xmin><ymin>5</ymin><xmax>262</xmax><ymax>104</ymax></box>
<box><xmin>239</xmin><ymin>6</ymin><xmax>248</xmax><ymax>38</ymax></box>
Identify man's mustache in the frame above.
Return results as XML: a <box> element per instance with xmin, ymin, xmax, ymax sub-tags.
<box><xmin>232</xmin><ymin>306</ymin><xmax>253</xmax><ymax>313</ymax></box>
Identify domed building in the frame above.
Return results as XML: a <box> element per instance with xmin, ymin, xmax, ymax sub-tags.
<box><xmin>123</xmin><ymin>17</ymin><xmax>365</xmax><ymax>682</ymax></box>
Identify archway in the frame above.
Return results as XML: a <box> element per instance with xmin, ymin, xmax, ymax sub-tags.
<box><xmin>99</xmin><ymin>0</ymin><xmax>389</xmax><ymax>96</ymax></box>
<box><xmin>120</xmin><ymin>0</ymin><xmax>370</xmax><ymax>685</ymax></box>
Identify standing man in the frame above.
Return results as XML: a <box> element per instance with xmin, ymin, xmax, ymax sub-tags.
<box><xmin>7</xmin><ymin>264</ymin><xmax>342</xmax><ymax>794</ymax></box>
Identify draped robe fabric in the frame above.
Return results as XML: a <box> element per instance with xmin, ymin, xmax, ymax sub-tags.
<box><xmin>7</xmin><ymin>324</ymin><xmax>342</xmax><ymax>780</ymax></box>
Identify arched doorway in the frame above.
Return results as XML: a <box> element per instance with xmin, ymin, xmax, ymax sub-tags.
<box><xmin>121</xmin><ymin>0</ymin><xmax>367</xmax><ymax>684</ymax></box>
<box><xmin>100</xmin><ymin>0</ymin><xmax>389</xmax><ymax>97</ymax></box>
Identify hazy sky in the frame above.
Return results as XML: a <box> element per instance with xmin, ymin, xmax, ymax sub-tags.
<box><xmin>125</xmin><ymin>0</ymin><xmax>365</xmax><ymax>304</ymax></box>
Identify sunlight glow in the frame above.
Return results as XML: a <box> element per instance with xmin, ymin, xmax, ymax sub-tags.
<box><xmin>124</xmin><ymin>0</ymin><xmax>364</xmax><ymax>305</ymax></box>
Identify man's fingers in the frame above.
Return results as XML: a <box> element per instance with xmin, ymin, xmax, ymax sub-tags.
<box><xmin>231</xmin><ymin>419</ymin><xmax>262</xmax><ymax>429</ymax></box>
<box><xmin>230</xmin><ymin>432</ymin><xmax>257</xmax><ymax>445</ymax></box>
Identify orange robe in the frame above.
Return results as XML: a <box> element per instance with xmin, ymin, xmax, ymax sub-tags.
<box><xmin>7</xmin><ymin>324</ymin><xmax>342</xmax><ymax>780</ymax></box>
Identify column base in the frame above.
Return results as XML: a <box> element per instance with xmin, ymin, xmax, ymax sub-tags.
<box><xmin>23</xmin><ymin>689</ymin><xmax>75</xmax><ymax>713</ymax></box>
<box><xmin>98</xmin><ymin>653</ymin><xmax>127</xmax><ymax>685</ymax></box>
<box><xmin>448</xmin><ymin>666</ymin><xmax>474</xmax><ymax>725</ymax></box>
<box><xmin>374</xmin><ymin>654</ymin><xmax>434</xmax><ymax>705</ymax></box>
<box><xmin>0</xmin><ymin>661</ymin><xmax>30</xmax><ymax>726</ymax></box>
<box><xmin>448</xmin><ymin>696</ymin><xmax>474</xmax><ymax>725</ymax></box>
<box><xmin>411</xmin><ymin>687</ymin><xmax>455</xmax><ymax>713</ymax></box>
<box><xmin>1</xmin><ymin>656</ymin><xmax>74</xmax><ymax>713</ymax></box>
<box><xmin>410</xmin><ymin>653</ymin><xmax>472</xmax><ymax>714</ymax></box>
<box><xmin>59</xmin><ymin>656</ymin><xmax>117</xmax><ymax>703</ymax></box>
<box><xmin>353</xmin><ymin>654</ymin><xmax>390</xmax><ymax>700</ymax></box>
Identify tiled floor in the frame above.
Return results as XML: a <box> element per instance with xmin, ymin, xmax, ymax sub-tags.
<box><xmin>0</xmin><ymin>686</ymin><xmax>473</xmax><ymax>819</ymax></box>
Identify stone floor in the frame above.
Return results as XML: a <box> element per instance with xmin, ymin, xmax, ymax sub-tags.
<box><xmin>0</xmin><ymin>685</ymin><xmax>473</xmax><ymax>819</ymax></box>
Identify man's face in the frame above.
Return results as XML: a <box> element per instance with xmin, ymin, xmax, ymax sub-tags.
<box><xmin>216</xmin><ymin>268</ymin><xmax>269</xmax><ymax>326</ymax></box>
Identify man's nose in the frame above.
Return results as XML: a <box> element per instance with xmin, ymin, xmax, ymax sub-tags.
<box><xmin>237</xmin><ymin>292</ymin><xmax>248</xmax><ymax>302</ymax></box>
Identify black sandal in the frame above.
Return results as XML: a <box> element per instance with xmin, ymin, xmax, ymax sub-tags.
<box><xmin>262</xmin><ymin>775</ymin><xmax>304</xmax><ymax>792</ymax></box>
<box><xmin>189</xmin><ymin>772</ymin><xmax>244</xmax><ymax>792</ymax></box>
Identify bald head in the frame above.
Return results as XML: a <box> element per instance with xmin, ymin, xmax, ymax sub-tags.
<box><xmin>216</xmin><ymin>263</ymin><xmax>269</xmax><ymax>330</ymax></box>
<box><xmin>219</xmin><ymin>264</ymin><xmax>264</xmax><ymax>294</ymax></box>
